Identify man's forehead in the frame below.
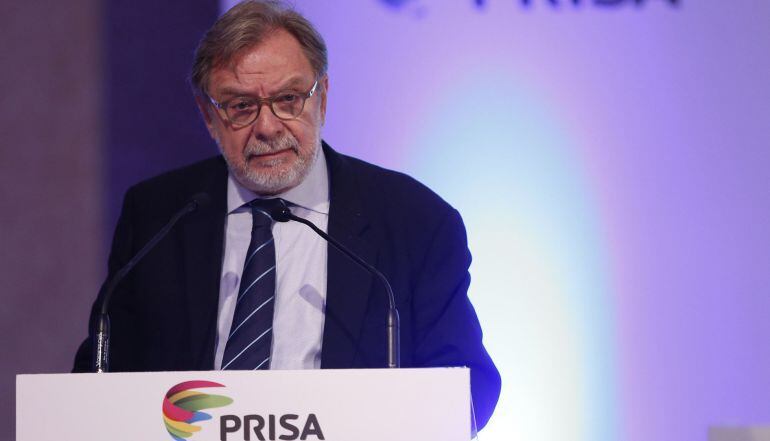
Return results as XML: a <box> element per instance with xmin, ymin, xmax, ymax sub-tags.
<box><xmin>213</xmin><ymin>75</ymin><xmax>308</xmax><ymax>98</ymax></box>
<box><xmin>208</xmin><ymin>29</ymin><xmax>315</xmax><ymax>94</ymax></box>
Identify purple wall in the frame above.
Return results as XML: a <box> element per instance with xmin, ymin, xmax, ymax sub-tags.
<box><xmin>1</xmin><ymin>1</ymin><xmax>103</xmax><ymax>440</ymax></box>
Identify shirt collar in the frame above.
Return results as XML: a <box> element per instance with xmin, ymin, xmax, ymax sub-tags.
<box><xmin>227</xmin><ymin>146</ymin><xmax>330</xmax><ymax>215</ymax></box>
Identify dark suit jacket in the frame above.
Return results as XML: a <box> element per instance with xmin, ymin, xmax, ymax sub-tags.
<box><xmin>74</xmin><ymin>143</ymin><xmax>500</xmax><ymax>428</ymax></box>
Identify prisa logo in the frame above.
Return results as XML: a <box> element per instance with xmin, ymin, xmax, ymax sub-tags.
<box><xmin>163</xmin><ymin>380</ymin><xmax>234</xmax><ymax>440</ymax></box>
<box><xmin>220</xmin><ymin>414</ymin><xmax>325</xmax><ymax>441</ymax></box>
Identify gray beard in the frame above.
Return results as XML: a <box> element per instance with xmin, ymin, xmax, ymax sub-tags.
<box><xmin>219</xmin><ymin>133</ymin><xmax>318</xmax><ymax>195</ymax></box>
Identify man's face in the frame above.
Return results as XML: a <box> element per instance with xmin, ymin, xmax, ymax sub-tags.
<box><xmin>199</xmin><ymin>28</ymin><xmax>328</xmax><ymax>195</ymax></box>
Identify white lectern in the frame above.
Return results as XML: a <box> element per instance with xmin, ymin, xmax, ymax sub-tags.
<box><xmin>17</xmin><ymin>367</ymin><xmax>470</xmax><ymax>441</ymax></box>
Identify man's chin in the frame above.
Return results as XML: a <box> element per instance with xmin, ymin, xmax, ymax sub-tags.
<box><xmin>222</xmin><ymin>147</ymin><xmax>315</xmax><ymax>196</ymax></box>
<box><xmin>234</xmin><ymin>165</ymin><xmax>302</xmax><ymax>196</ymax></box>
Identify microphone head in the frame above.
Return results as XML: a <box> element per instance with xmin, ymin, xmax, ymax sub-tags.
<box><xmin>248</xmin><ymin>198</ymin><xmax>293</xmax><ymax>222</ymax></box>
<box><xmin>264</xmin><ymin>198</ymin><xmax>292</xmax><ymax>223</ymax></box>
<box><xmin>189</xmin><ymin>192</ymin><xmax>212</xmax><ymax>211</ymax></box>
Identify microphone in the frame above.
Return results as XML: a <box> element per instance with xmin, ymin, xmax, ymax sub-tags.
<box><xmin>92</xmin><ymin>192</ymin><xmax>211</xmax><ymax>373</ymax></box>
<box><xmin>260</xmin><ymin>198</ymin><xmax>401</xmax><ymax>369</ymax></box>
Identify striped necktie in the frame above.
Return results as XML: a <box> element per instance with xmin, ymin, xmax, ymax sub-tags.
<box><xmin>221</xmin><ymin>199</ymin><xmax>277</xmax><ymax>370</ymax></box>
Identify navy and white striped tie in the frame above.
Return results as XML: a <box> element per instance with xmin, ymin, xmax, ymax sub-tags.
<box><xmin>222</xmin><ymin>199</ymin><xmax>277</xmax><ymax>370</ymax></box>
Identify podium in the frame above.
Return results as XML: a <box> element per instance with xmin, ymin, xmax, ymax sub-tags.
<box><xmin>17</xmin><ymin>367</ymin><xmax>471</xmax><ymax>441</ymax></box>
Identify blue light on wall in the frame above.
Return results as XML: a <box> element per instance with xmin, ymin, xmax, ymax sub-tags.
<box><xmin>404</xmin><ymin>68</ymin><xmax>618</xmax><ymax>441</ymax></box>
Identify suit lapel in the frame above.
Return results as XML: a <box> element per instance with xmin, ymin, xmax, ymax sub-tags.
<box><xmin>181</xmin><ymin>158</ymin><xmax>228</xmax><ymax>370</ymax></box>
<box><xmin>321</xmin><ymin>144</ymin><xmax>377</xmax><ymax>368</ymax></box>
<box><xmin>175</xmin><ymin>148</ymin><xmax>375</xmax><ymax>370</ymax></box>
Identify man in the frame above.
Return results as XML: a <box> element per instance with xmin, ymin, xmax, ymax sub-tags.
<box><xmin>74</xmin><ymin>0</ymin><xmax>500</xmax><ymax>429</ymax></box>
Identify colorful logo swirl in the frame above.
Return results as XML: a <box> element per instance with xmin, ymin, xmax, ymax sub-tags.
<box><xmin>162</xmin><ymin>380</ymin><xmax>233</xmax><ymax>440</ymax></box>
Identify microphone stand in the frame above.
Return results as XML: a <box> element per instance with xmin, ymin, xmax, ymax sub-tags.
<box><xmin>93</xmin><ymin>194</ymin><xmax>210</xmax><ymax>373</ymax></box>
<box><xmin>264</xmin><ymin>200</ymin><xmax>400</xmax><ymax>368</ymax></box>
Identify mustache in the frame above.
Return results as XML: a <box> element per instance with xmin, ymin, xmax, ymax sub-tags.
<box><xmin>244</xmin><ymin>135</ymin><xmax>299</xmax><ymax>156</ymax></box>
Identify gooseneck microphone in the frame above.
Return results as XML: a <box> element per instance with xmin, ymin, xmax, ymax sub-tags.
<box><xmin>261</xmin><ymin>199</ymin><xmax>401</xmax><ymax>369</ymax></box>
<box><xmin>92</xmin><ymin>192</ymin><xmax>212</xmax><ymax>373</ymax></box>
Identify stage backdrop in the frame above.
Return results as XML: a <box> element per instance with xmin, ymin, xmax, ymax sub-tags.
<box><xmin>3</xmin><ymin>1</ymin><xmax>769</xmax><ymax>441</ymax></box>
<box><xmin>218</xmin><ymin>1</ymin><xmax>770</xmax><ymax>440</ymax></box>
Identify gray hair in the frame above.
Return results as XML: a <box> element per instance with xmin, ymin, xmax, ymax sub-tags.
<box><xmin>191</xmin><ymin>0</ymin><xmax>328</xmax><ymax>97</ymax></box>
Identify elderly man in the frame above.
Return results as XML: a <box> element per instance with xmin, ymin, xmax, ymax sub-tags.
<box><xmin>75</xmin><ymin>0</ymin><xmax>500</xmax><ymax>429</ymax></box>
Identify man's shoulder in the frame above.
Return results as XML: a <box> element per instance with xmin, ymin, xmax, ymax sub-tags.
<box><xmin>330</xmin><ymin>148</ymin><xmax>454</xmax><ymax>210</ymax></box>
<box><xmin>124</xmin><ymin>155</ymin><xmax>227</xmax><ymax>214</ymax></box>
<box><xmin>326</xmin><ymin>146</ymin><xmax>458</xmax><ymax>226</ymax></box>
<box><xmin>130</xmin><ymin>155</ymin><xmax>226</xmax><ymax>192</ymax></box>
<box><xmin>129</xmin><ymin>155</ymin><xmax>227</xmax><ymax>196</ymax></box>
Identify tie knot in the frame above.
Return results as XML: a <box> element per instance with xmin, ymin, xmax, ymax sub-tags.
<box><xmin>248</xmin><ymin>198</ymin><xmax>285</xmax><ymax>228</ymax></box>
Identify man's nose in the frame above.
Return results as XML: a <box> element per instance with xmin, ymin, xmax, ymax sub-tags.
<box><xmin>250</xmin><ymin>102</ymin><xmax>284</xmax><ymax>140</ymax></box>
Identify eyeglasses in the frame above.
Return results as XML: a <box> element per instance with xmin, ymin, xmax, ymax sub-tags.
<box><xmin>208</xmin><ymin>79</ymin><xmax>319</xmax><ymax>127</ymax></box>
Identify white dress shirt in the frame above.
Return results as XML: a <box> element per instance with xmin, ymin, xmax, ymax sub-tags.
<box><xmin>214</xmin><ymin>149</ymin><xmax>329</xmax><ymax>370</ymax></box>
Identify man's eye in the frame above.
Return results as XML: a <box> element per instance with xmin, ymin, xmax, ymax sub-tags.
<box><xmin>229</xmin><ymin>100</ymin><xmax>255</xmax><ymax>111</ymax></box>
<box><xmin>276</xmin><ymin>93</ymin><xmax>299</xmax><ymax>103</ymax></box>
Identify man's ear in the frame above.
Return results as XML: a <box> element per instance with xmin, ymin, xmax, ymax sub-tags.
<box><xmin>195</xmin><ymin>95</ymin><xmax>223</xmax><ymax>146</ymax></box>
<box><xmin>195</xmin><ymin>95</ymin><xmax>216</xmax><ymax>134</ymax></box>
<box><xmin>319</xmin><ymin>75</ymin><xmax>329</xmax><ymax>125</ymax></box>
